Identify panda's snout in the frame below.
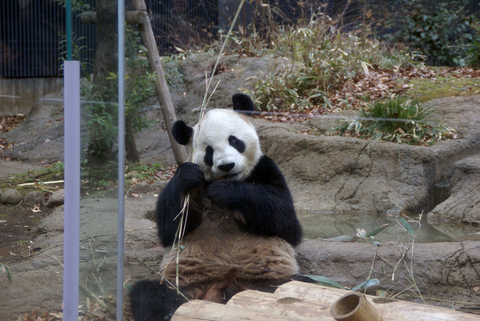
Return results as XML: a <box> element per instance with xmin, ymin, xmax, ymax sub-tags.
<box><xmin>218</xmin><ymin>162</ymin><xmax>235</xmax><ymax>173</ymax></box>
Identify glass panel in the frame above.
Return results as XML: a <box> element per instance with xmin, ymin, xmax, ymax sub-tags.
<box><xmin>2</xmin><ymin>1</ymin><xmax>480</xmax><ymax>320</ymax></box>
<box><xmin>77</xmin><ymin>1</ymin><xmax>120</xmax><ymax>319</ymax></box>
<box><xmin>0</xmin><ymin>1</ymin><xmax>70</xmax><ymax>320</ymax></box>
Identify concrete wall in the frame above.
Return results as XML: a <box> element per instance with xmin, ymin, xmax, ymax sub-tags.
<box><xmin>0</xmin><ymin>78</ymin><xmax>63</xmax><ymax>116</ymax></box>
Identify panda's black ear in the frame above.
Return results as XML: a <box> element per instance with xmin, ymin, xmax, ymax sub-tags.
<box><xmin>232</xmin><ymin>93</ymin><xmax>255</xmax><ymax>115</ymax></box>
<box><xmin>172</xmin><ymin>120</ymin><xmax>193</xmax><ymax>145</ymax></box>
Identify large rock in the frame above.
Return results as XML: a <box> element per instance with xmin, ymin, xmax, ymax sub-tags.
<box><xmin>296</xmin><ymin>239</ymin><xmax>480</xmax><ymax>306</ymax></box>
<box><xmin>428</xmin><ymin>154</ymin><xmax>480</xmax><ymax>223</ymax></box>
<box><xmin>257</xmin><ymin>120</ymin><xmax>480</xmax><ymax>215</ymax></box>
<box><xmin>130</xmin><ymin>182</ymin><xmax>154</xmax><ymax>194</ymax></box>
<box><xmin>255</xmin><ymin>95</ymin><xmax>480</xmax><ymax>216</ymax></box>
<box><xmin>1</xmin><ymin>189</ymin><xmax>23</xmax><ymax>205</ymax></box>
<box><xmin>45</xmin><ymin>189</ymin><xmax>64</xmax><ymax>208</ymax></box>
<box><xmin>23</xmin><ymin>191</ymin><xmax>45</xmax><ymax>207</ymax></box>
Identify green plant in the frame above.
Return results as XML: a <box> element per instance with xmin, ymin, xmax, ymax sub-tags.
<box><xmin>0</xmin><ymin>263</ymin><xmax>12</xmax><ymax>283</ymax></box>
<box><xmin>56</xmin><ymin>0</ymin><xmax>94</xmax><ymax>77</ymax></box>
<box><xmin>385</xmin><ymin>0</ymin><xmax>479</xmax><ymax>67</ymax></box>
<box><xmin>51</xmin><ymin>161</ymin><xmax>65</xmax><ymax>171</ymax></box>
<box><xmin>467</xmin><ymin>21</ymin><xmax>480</xmax><ymax>68</ymax></box>
<box><xmin>125</xmin><ymin>162</ymin><xmax>165</xmax><ymax>182</ymax></box>
<box><xmin>329</xmin><ymin>96</ymin><xmax>455</xmax><ymax>145</ymax></box>
<box><xmin>56</xmin><ymin>0</ymin><xmax>91</xmax><ymax>13</ymax></box>
<box><xmin>97</xmin><ymin>179</ymin><xmax>110</xmax><ymax>188</ymax></box>
<box><xmin>245</xmin><ymin>70</ymin><xmax>308</xmax><ymax>111</ymax></box>
<box><xmin>236</xmin><ymin>5</ymin><xmax>416</xmax><ymax>112</ymax></box>
<box><xmin>58</xmin><ymin>33</ymin><xmax>94</xmax><ymax>78</ymax></box>
<box><xmin>83</xmin><ymin>90</ymin><xmax>118</xmax><ymax>158</ymax></box>
<box><xmin>356</xmin><ymin>214</ymin><xmax>425</xmax><ymax>301</ymax></box>
<box><xmin>83</xmin><ymin>26</ymin><xmax>158</xmax><ymax>161</ymax></box>
<box><xmin>303</xmin><ymin>274</ymin><xmax>380</xmax><ymax>291</ymax></box>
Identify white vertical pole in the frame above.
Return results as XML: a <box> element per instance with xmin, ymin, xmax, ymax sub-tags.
<box><xmin>62</xmin><ymin>60</ymin><xmax>81</xmax><ymax>321</ymax></box>
<box><xmin>117</xmin><ymin>1</ymin><xmax>126</xmax><ymax>320</ymax></box>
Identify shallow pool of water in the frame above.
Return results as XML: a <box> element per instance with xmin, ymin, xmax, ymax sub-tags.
<box><xmin>297</xmin><ymin>211</ymin><xmax>480</xmax><ymax>243</ymax></box>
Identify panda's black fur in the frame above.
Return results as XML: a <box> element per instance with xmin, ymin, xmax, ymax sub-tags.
<box><xmin>130</xmin><ymin>93</ymin><xmax>302</xmax><ymax>321</ymax></box>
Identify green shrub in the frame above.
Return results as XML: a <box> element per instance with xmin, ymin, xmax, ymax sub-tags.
<box><xmin>83</xmin><ymin>27</ymin><xmax>158</xmax><ymax>160</ymax></box>
<box><xmin>385</xmin><ymin>0</ymin><xmax>479</xmax><ymax>67</ymax></box>
<box><xmin>329</xmin><ymin>96</ymin><xmax>455</xmax><ymax>145</ymax></box>
<box><xmin>240</xmin><ymin>14</ymin><xmax>416</xmax><ymax>112</ymax></box>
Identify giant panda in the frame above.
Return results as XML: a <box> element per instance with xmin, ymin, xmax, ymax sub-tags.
<box><xmin>130</xmin><ymin>93</ymin><xmax>303</xmax><ymax>321</ymax></box>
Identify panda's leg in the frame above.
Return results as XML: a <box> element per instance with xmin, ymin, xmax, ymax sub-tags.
<box><xmin>129</xmin><ymin>280</ymin><xmax>186</xmax><ymax>321</ymax></box>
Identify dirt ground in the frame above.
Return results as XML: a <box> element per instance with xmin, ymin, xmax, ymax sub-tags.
<box><xmin>0</xmin><ymin>160</ymin><xmax>55</xmax><ymax>262</ymax></box>
<box><xmin>0</xmin><ymin>204</ymin><xmax>53</xmax><ymax>264</ymax></box>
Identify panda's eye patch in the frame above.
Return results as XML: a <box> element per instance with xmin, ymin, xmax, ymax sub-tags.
<box><xmin>228</xmin><ymin>135</ymin><xmax>245</xmax><ymax>153</ymax></box>
<box><xmin>204</xmin><ymin>145</ymin><xmax>214</xmax><ymax>166</ymax></box>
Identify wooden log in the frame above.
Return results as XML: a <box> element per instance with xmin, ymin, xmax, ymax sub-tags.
<box><xmin>80</xmin><ymin>12</ymin><xmax>98</xmax><ymax>24</ymax></box>
<box><xmin>275</xmin><ymin>281</ymin><xmax>479</xmax><ymax>321</ymax></box>
<box><xmin>171</xmin><ymin>300</ymin><xmax>299</xmax><ymax>321</ymax></box>
<box><xmin>227</xmin><ymin>290</ymin><xmax>333</xmax><ymax>321</ymax></box>
<box><xmin>130</xmin><ymin>0</ymin><xmax>187</xmax><ymax>164</ymax></box>
<box><xmin>80</xmin><ymin>11</ymin><xmax>148</xmax><ymax>24</ymax></box>
<box><xmin>126</xmin><ymin>10</ymin><xmax>148</xmax><ymax>24</ymax></box>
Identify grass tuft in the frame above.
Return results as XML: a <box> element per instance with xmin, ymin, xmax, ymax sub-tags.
<box><xmin>328</xmin><ymin>96</ymin><xmax>456</xmax><ymax>145</ymax></box>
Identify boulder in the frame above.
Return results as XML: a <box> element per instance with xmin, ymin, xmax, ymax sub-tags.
<box><xmin>254</xmin><ymin>95</ymin><xmax>480</xmax><ymax>216</ymax></box>
<box><xmin>152</xmin><ymin>180</ymin><xmax>168</xmax><ymax>191</ymax></box>
<box><xmin>296</xmin><ymin>239</ymin><xmax>480</xmax><ymax>307</ymax></box>
<box><xmin>45</xmin><ymin>189</ymin><xmax>64</xmax><ymax>208</ymax></box>
<box><xmin>428</xmin><ymin>154</ymin><xmax>480</xmax><ymax>223</ymax></box>
<box><xmin>23</xmin><ymin>191</ymin><xmax>45</xmax><ymax>207</ymax></box>
<box><xmin>0</xmin><ymin>189</ymin><xmax>23</xmax><ymax>205</ymax></box>
<box><xmin>130</xmin><ymin>182</ymin><xmax>154</xmax><ymax>194</ymax></box>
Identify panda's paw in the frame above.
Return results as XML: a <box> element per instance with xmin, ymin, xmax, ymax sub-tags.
<box><xmin>206</xmin><ymin>180</ymin><xmax>230</xmax><ymax>205</ymax></box>
<box><xmin>176</xmin><ymin>162</ymin><xmax>205</xmax><ymax>191</ymax></box>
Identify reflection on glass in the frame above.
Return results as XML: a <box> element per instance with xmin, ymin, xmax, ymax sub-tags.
<box><xmin>77</xmin><ymin>1</ymin><xmax>119</xmax><ymax>319</ymax></box>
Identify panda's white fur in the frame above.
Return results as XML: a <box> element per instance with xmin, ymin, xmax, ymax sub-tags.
<box><xmin>190</xmin><ymin>109</ymin><xmax>262</xmax><ymax>181</ymax></box>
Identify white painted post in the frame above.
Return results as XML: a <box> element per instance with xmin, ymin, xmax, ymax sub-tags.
<box><xmin>62</xmin><ymin>60</ymin><xmax>81</xmax><ymax>321</ymax></box>
<box><xmin>117</xmin><ymin>1</ymin><xmax>126</xmax><ymax>320</ymax></box>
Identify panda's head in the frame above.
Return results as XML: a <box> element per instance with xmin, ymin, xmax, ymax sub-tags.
<box><xmin>172</xmin><ymin>93</ymin><xmax>262</xmax><ymax>182</ymax></box>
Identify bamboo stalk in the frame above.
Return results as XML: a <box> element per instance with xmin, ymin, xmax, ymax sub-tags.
<box><xmin>330</xmin><ymin>292</ymin><xmax>383</xmax><ymax>321</ymax></box>
<box><xmin>17</xmin><ymin>180</ymin><xmax>64</xmax><ymax>186</ymax></box>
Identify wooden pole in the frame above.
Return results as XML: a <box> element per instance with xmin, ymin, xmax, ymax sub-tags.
<box><xmin>130</xmin><ymin>0</ymin><xmax>187</xmax><ymax>164</ymax></box>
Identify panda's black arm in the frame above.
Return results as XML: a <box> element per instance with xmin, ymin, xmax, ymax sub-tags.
<box><xmin>206</xmin><ymin>155</ymin><xmax>303</xmax><ymax>247</ymax></box>
<box><xmin>155</xmin><ymin>162</ymin><xmax>205</xmax><ymax>246</ymax></box>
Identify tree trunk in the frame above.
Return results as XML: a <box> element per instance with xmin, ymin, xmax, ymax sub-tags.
<box><xmin>93</xmin><ymin>0</ymin><xmax>117</xmax><ymax>86</ymax></box>
<box><xmin>87</xmin><ymin>0</ymin><xmax>118</xmax><ymax>162</ymax></box>
<box><xmin>125</xmin><ymin>120</ymin><xmax>140</xmax><ymax>163</ymax></box>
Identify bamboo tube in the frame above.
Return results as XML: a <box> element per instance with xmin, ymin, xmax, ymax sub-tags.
<box><xmin>330</xmin><ymin>292</ymin><xmax>383</xmax><ymax>321</ymax></box>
